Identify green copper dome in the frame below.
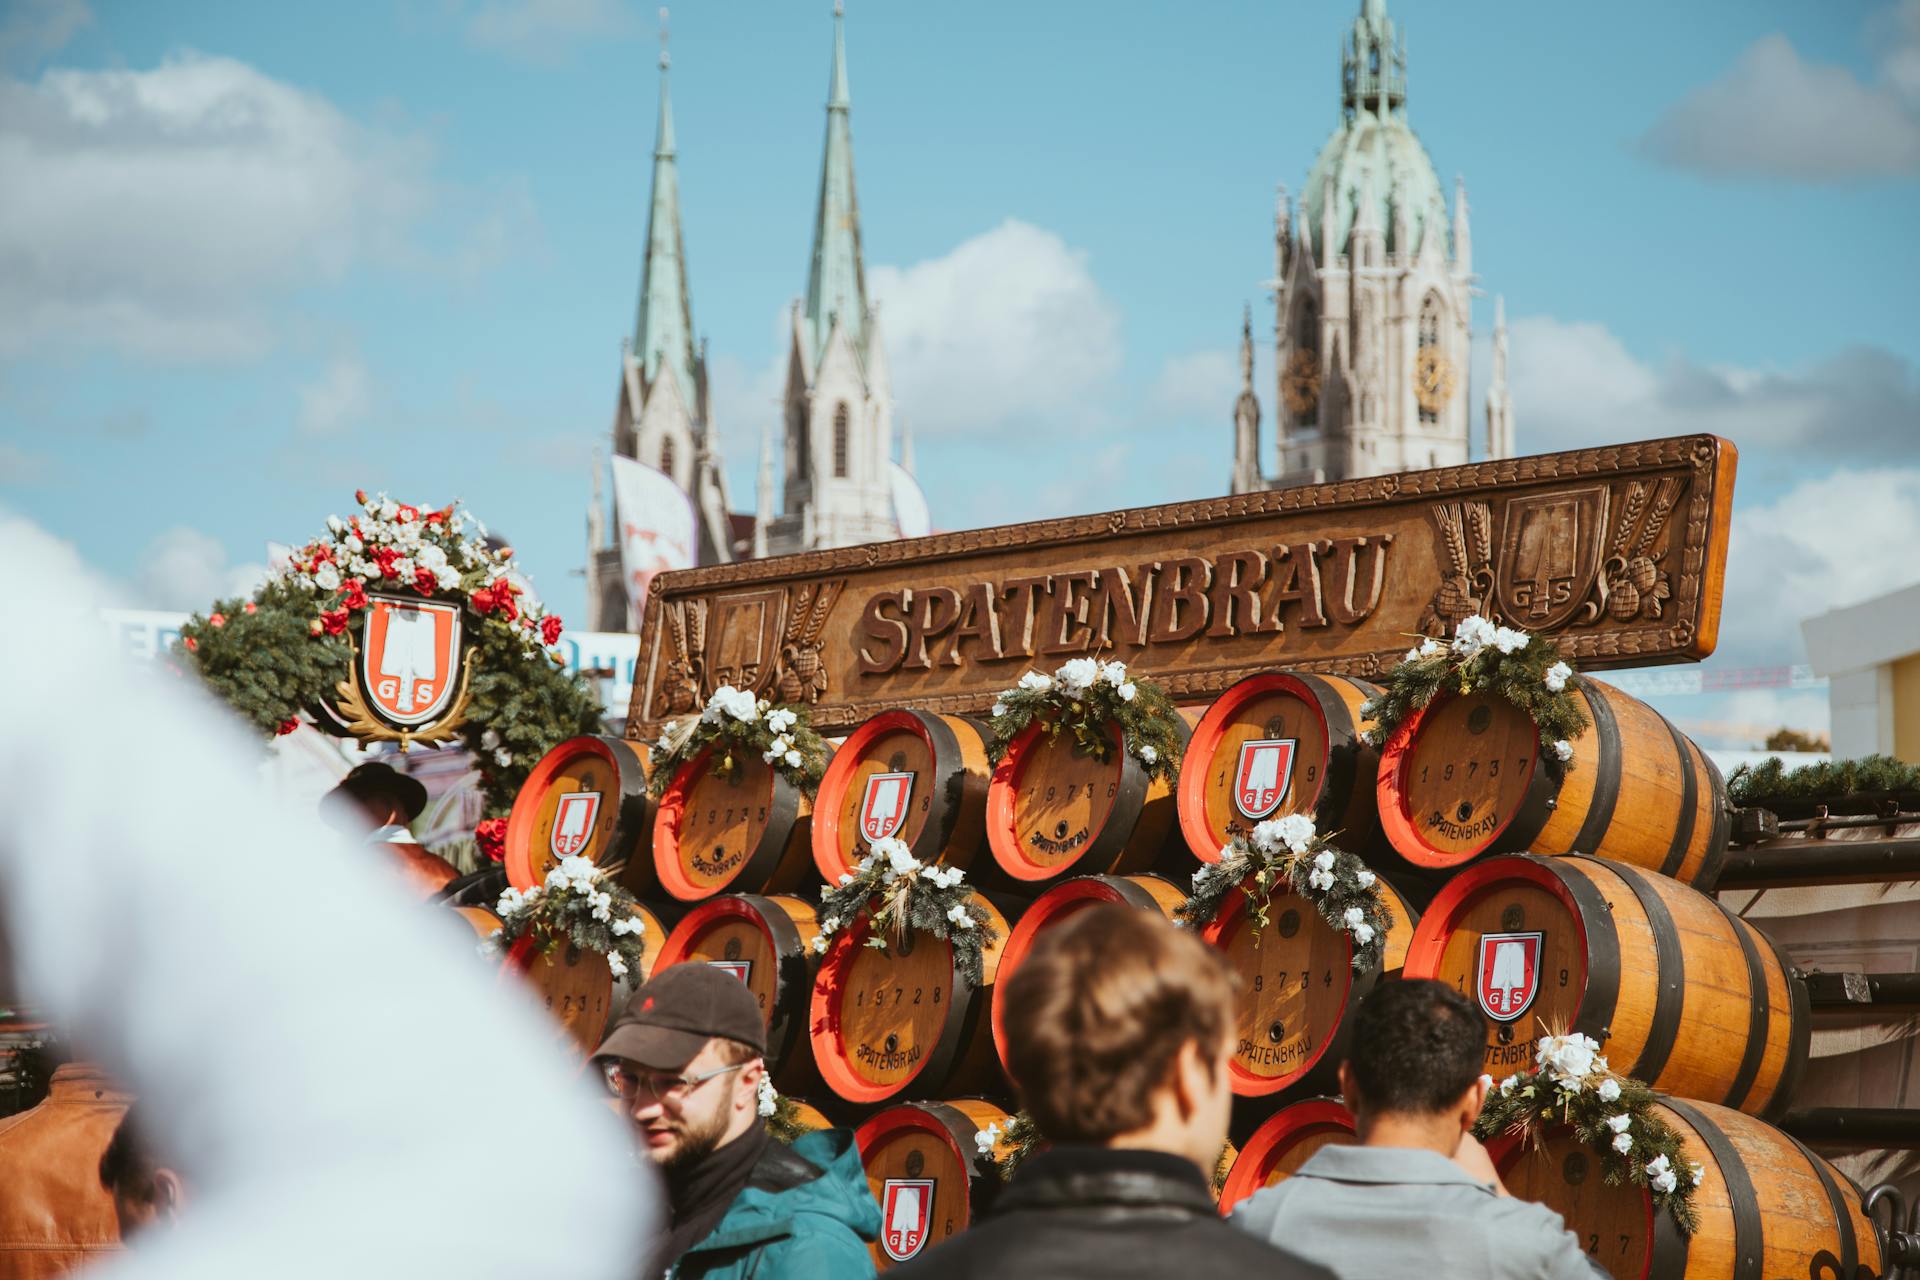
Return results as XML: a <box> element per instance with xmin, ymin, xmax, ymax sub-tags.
<box><xmin>1303</xmin><ymin>111</ymin><xmax>1447</xmax><ymax>258</ymax></box>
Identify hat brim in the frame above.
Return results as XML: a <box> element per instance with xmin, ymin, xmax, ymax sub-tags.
<box><xmin>591</xmin><ymin>1022</ymin><xmax>711</xmax><ymax>1073</ymax></box>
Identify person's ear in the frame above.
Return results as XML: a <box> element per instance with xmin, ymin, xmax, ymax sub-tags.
<box><xmin>739</xmin><ymin>1058</ymin><xmax>765</xmax><ymax>1112</ymax></box>
<box><xmin>1337</xmin><ymin>1060</ymin><xmax>1360</xmax><ymax>1114</ymax></box>
<box><xmin>153</xmin><ymin>1169</ymin><xmax>185</xmax><ymax>1222</ymax></box>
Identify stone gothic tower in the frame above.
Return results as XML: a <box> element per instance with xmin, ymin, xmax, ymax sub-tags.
<box><xmin>761</xmin><ymin>3</ymin><xmax>901</xmax><ymax>556</ymax></box>
<box><xmin>1232</xmin><ymin>0</ymin><xmax>1513</xmax><ymax>494</ymax></box>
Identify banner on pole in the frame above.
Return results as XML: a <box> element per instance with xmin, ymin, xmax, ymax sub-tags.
<box><xmin>610</xmin><ymin>455</ymin><xmax>697</xmax><ymax>628</ymax></box>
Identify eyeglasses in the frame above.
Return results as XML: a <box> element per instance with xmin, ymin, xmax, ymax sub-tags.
<box><xmin>601</xmin><ymin>1059</ymin><xmax>749</xmax><ymax>1103</ymax></box>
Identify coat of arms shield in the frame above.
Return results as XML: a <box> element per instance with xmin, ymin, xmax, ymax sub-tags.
<box><xmin>1233</xmin><ymin>739</ymin><xmax>1297</xmax><ymax>820</ymax></box>
<box><xmin>550</xmin><ymin>791</ymin><xmax>602</xmax><ymax>859</ymax></box>
<box><xmin>881</xmin><ymin>1178</ymin><xmax>935</xmax><ymax>1261</ymax></box>
<box><xmin>1493</xmin><ymin>487</ymin><xmax>1608</xmax><ymax>631</ymax></box>
<box><xmin>360</xmin><ymin>596</ymin><xmax>463</xmax><ymax>728</ymax></box>
<box><xmin>860</xmin><ymin>772</ymin><xmax>915</xmax><ymax>843</ymax></box>
<box><xmin>1476</xmin><ymin>931</ymin><xmax>1544</xmax><ymax>1023</ymax></box>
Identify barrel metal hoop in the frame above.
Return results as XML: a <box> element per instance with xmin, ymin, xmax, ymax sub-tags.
<box><xmin>1101</xmin><ymin>875</ymin><xmax>1160</xmax><ymax>913</ymax></box>
<box><xmin>754</xmin><ymin>895</ymin><xmax>812</xmax><ymax>1071</ymax></box>
<box><xmin>1491</xmin><ymin>743</ymin><xmax>1561</xmax><ymax>855</ymax></box>
<box><xmin>1656</xmin><ymin>714</ymin><xmax>1701</xmax><ymax>879</ymax></box>
<box><xmin>1712</xmin><ymin>900</ymin><xmax>1772</xmax><ymax>1112</ymax></box>
<box><xmin>1663</xmin><ymin>1098</ymin><xmax>1763</xmax><ymax>1280</ymax></box>
<box><xmin>1614</xmin><ymin>866</ymin><xmax>1685</xmax><ymax>1085</ymax></box>
<box><xmin>1762</xmin><ymin>935</ymin><xmax>1812</xmax><ymax>1122</ymax></box>
<box><xmin>1078</xmin><ymin>728</ymin><xmax>1151</xmax><ymax>875</ymax></box>
<box><xmin>1295</xmin><ymin>672</ymin><xmax>1358</xmax><ymax>827</ymax></box>
<box><xmin>917</xmin><ymin>711</ymin><xmax>967</xmax><ymax>855</ymax></box>
<box><xmin>1784</xmin><ymin>1131</ymin><xmax>1858</xmax><ymax>1278</ymax></box>
<box><xmin>1647</xmin><ymin>1194</ymin><xmax>1691</xmax><ymax>1280</ymax></box>
<box><xmin>1695</xmin><ymin>753</ymin><xmax>1733</xmax><ymax>893</ymax></box>
<box><xmin>1554</xmin><ymin>858</ymin><xmax>1621</xmax><ymax>1047</ymax></box>
<box><xmin>737</xmin><ymin>768</ymin><xmax>802</xmax><ymax>891</ymax></box>
<box><xmin>1567</xmin><ymin>682</ymin><xmax>1624</xmax><ymax>857</ymax></box>
<box><xmin>911</xmin><ymin>940</ymin><xmax>977</xmax><ymax>1096</ymax></box>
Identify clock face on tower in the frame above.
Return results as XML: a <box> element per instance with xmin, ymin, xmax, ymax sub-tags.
<box><xmin>1282</xmin><ymin>348</ymin><xmax>1321</xmax><ymax>418</ymax></box>
<box><xmin>1415</xmin><ymin>348</ymin><xmax>1456</xmax><ymax>415</ymax></box>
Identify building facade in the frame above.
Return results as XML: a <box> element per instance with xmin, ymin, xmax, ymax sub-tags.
<box><xmin>1233</xmin><ymin>0</ymin><xmax>1515</xmax><ymax>493</ymax></box>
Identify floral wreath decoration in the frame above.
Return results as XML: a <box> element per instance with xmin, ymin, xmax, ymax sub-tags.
<box><xmin>174</xmin><ymin>491</ymin><xmax>602</xmax><ymax>827</ymax></box>
<box><xmin>646</xmin><ymin>684</ymin><xmax>830</xmax><ymax>800</ymax></box>
<box><xmin>811</xmin><ymin>837</ymin><xmax>997</xmax><ymax>986</ymax></box>
<box><xmin>986</xmin><ymin>658</ymin><xmax>1184</xmax><ymax>783</ymax></box>
<box><xmin>1361</xmin><ymin>615</ymin><xmax>1589</xmax><ymax>767</ymax></box>
<box><xmin>1475</xmin><ymin>1030</ymin><xmax>1705</xmax><ymax>1235</ymax></box>
<box><xmin>978</xmin><ymin>1112</ymin><xmax>1229</xmax><ymax>1193</ymax></box>
<box><xmin>1174</xmin><ymin>814</ymin><xmax>1392</xmax><ymax>973</ymax></box>
<box><xmin>758</xmin><ymin>1077</ymin><xmax>812</xmax><ymax>1145</ymax></box>
<box><xmin>485</xmin><ymin>855</ymin><xmax>650</xmax><ymax>981</ymax></box>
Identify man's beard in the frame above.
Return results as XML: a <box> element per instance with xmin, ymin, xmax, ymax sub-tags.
<box><xmin>654</xmin><ymin>1105</ymin><xmax>731</xmax><ymax>1176</ymax></box>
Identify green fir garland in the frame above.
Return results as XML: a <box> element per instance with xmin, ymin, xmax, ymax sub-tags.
<box><xmin>487</xmin><ymin>856</ymin><xmax>651</xmax><ymax>981</ymax></box>
<box><xmin>813</xmin><ymin>837</ymin><xmax>997</xmax><ymax>986</ymax></box>
<box><xmin>986</xmin><ymin>659</ymin><xmax>1184</xmax><ymax>784</ymax></box>
<box><xmin>1363</xmin><ymin>615</ymin><xmax>1589</xmax><ymax>763</ymax></box>
<box><xmin>1728</xmin><ymin>754</ymin><xmax>1920</xmax><ymax>809</ymax></box>
<box><xmin>646</xmin><ymin>686</ymin><xmax>830</xmax><ymax>799</ymax></box>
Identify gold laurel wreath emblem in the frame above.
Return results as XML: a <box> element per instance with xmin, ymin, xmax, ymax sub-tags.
<box><xmin>332</xmin><ymin>635</ymin><xmax>480</xmax><ymax>751</ymax></box>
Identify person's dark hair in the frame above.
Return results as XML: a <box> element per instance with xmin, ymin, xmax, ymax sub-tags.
<box><xmin>1347</xmin><ymin>979</ymin><xmax>1486</xmax><ymax>1115</ymax></box>
<box><xmin>100</xmin><ymin>1106</ymin><xmax>156</xmax><ymax>1198</ymax></box>
<box><xmin>1001</xmin><ymin>905</ymin><xmax>1236</xmax><ymax>1144</ymax></box>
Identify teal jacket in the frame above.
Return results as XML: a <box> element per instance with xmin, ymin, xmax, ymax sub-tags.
<box><xmin>668</xmin><ymin>1129</ymin><xmax>880</xmax><ymax>1280</ymax></box>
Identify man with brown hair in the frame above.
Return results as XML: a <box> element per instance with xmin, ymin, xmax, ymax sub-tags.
<box><xmin>890</xmin><ymin>905</ymin><xmax>1331</xmax><ymax>1280</ymax></box>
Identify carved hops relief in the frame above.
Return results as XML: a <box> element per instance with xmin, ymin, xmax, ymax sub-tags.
<box><xmin>662</xmin><ymin>598</ymin><xmax>708</xmax><ymax>715</ymax></box>
<box><xmin>773</xmin><ymin>579</ymin><xmax>845</xmax><ymax>705</ymax></box>
<box><xmin>1599</xmin><ymin>476</ymin><xmax>1682</xmax><ymax>621</ymax></box>
<box><xmin>1419</xmin><ymin>501</ymin><xmax>1493</xmax><ymax>636</ymax></box>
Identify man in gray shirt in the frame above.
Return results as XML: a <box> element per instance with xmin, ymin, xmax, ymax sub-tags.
<box><xmin>1231</xmin><ymin>979</ymin><xmax>1606</xmax><ymax>1280</ymax></box>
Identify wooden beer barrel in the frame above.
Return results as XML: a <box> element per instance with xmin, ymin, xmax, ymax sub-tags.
<box><xmin>1376</xmin><ymin>678</ymin><xmax>1729</xmax><ymax>888</ymax></box>
<box><xmin>984</xmin><ymin>711</ymin><xmax>1197</xmax><ymax>882</ymax></box>
<box><xmin>1492</xmin><ymin>1099</ymin><xmax>1880</xmax><ymax>1280</ymax></box>
<box><xmin>505</xmin><ymin>735</ymin><xmax>654</xmax><ymax>893</ymax></box>
<box><xmin>811</xmin><ymin>710</ymin><xmax>992</xmax><ymax>885</ymax></box>
<box><xmin>1201</xmin><ymin>874</ymin><xmax>1417</xmax><ymax>1099</ymax></box>
<box><xmin>810</xmin><ymin>893</ymin><xmax>1010</xmax><ymax>1106</ymax></box>
<box><xmin>1179</xmin><ymin>672</ymin><xmax>1384</xmax><ymax>863</ymax></box>
<box><xmin>654</xmin><ymin>894</ymin><xmax>821</xmax><ymax>1091</ymax></box>
<box><xmin>783</xmin><ymin>1099</ymin><xmax>833</xmax><ymax>1135</ymax></box>
<box><xmin>502</xmin><ymin>902</ymin><xmax>666</xmax><ymax>1057</ymax></box>
<box><xmin>1402</xmin><ymin>854</ymin><xmax>1807</xmax><ymax>1116</ymax></box>
<box><xmin>654</xmin><ymin>746</ymin><xmax>817</xmax><ymax>902</ymax></box>
<box><xmin>855</xmin><ymin>1099</ymin><xmax>1010</xmax><ymax>1270</ymax></box>
<box><xmin>989</xmin><ymin>874</ymin><xmax>1185</xmax><ymax>1074</ymax></box>
<box><xmin>1218</xmin><ymin>1097</ymin><xmax>1356</xmax><ymax>1212</ymax></box>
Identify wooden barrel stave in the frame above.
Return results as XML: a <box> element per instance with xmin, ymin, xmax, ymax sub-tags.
<box><xmin>855</xmin><ymin>1098</ymin><xmax>1010</xmax><ymax>1270</ymax></box>
<box><xmin>1219</xmin><ymin>1097</ymin><xmax>1357</xmax><ymax>1212</ymax></box>
<box><xmin>653</xmin><ymin>893</ymin><xmax>821</xmax><ymax>1091</ymax></box>
<box><xmin>988</xmin><ymin>874</ymin><xmax>1186</xmax><ymax>1073</ymax></box>
<box><xmin>653</xmin><ymin>745</ymin><xmax>817</xmax><ymax>902</ymax></box>
<box><xmin>1377</xmin><ymin>679</ymin><xmax>1729</xmax><ymax>888</ymax></box>
<box><xmin>502</xmin><ymin>901</ymin><xmax>667</xmax><ymax>1058</ymax></box>
<box><xmin>1179</xmin><ymin>672</ymin><xmax>1384</xmax><ymax>863</ymax></box>
<box><xmin>1203</xmin><ymin>874</ymin><xmax>1417</xmax><ymax>1100</ymax></box>
<box><xmin>505</xmin><ymin>734</ymin><xmax>654</xmax><ymax>892</ymax></box>
<box><xmin>1493</xmin><ymin>1099</ymin><xmax>1881</xmax><ymax>1280</ymax></box>
<box><xmin>813</xmin><ymin>710</ymin><xmax>994</xmax><ymax>886</ymax></box>
<box><xmin>810</xmin><ymin>893</ymin><xmax>1010</xmax><ymax>1107</ymax></box>
<box><xmin>1403</xmin><ymin>854</ymin><xmax>1806</xmax><ymax>1116</ymax></box>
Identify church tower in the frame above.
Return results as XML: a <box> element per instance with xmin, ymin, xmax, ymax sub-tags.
<box><xmin>1239</xmin><ymin>0</ymin><xmax>1513</xmax><ymax>492</ymax></box>
<box><xmin>586</xmin><ymin>25</ymin><xmax>738</xmax><ymax>631</ymax></box>
<box><xmin>762</xmin><ymin>2</ymin><xmax>900</xmax><ymax>556</ymax></box>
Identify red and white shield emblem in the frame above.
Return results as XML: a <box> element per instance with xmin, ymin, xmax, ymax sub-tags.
<box><xmin>707</xmin><ymin>960</ymin><xmax>752</xmax><ymax>984</ymax></box>
<box><xmin>881</xmin><ymin>1178</ymin><xmax>935</xmax><ymax>1261</ymax></box>
<box><xmin>1233</xmin><ymin>739</ymin><xmax>1297</xmax><ymax>820</ymax></box>
<box><xmin>860</xmin><ymin>772</ymin><xmax>914</xmax><ymax>842</ymax></box>
<box><xmin>1476</xmin><ymin>931</ymin><xmax>1544</xmax><ymax>1022</ymax></box>
<box><xmin>361</xmin><ymin>596</ymin><xmax>463</xmax><ymax>727</ymax></box>
<box><xmin>550</xmin><ymin>792</ymin><xmax>601</xmax><ymax>859</ymax></box>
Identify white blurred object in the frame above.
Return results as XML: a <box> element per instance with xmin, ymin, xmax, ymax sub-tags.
<box><xmin>0</xmin><ymin>513</ymin><xmax>656</xmax><ymax>1278</ymax></box>
<box><xmin>888</xmin><ymin>462</ymin><xmax>931</xmax><ymax>540</ymax></box>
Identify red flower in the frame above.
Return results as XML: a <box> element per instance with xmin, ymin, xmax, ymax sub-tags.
<box><xmin>185</xmin><ymin>636</ymin><xmax>199</xmax><ymax>652</ymax></box>
<box><xmin>540</xmin><ymin>614</ymin><xmax>563</xmax><ymax>645</ymax></box>
<box><xmin>276</xmin><ymin>718</ymin><xmax>300</xmax><ymax>736</ymax></box>
<box><xmin>371</xmin><ymin>546</ymin><xmax>402</xmax><ymax>579</ymax></box>
<box><xmin>474</xmin><ymin>817</ymin><xmax>508</xmax><ymax>863</ymax></box>
<box><xmin>414</xmin><ymin>567</ymin><xmax>438</xmax><ymax>596</ymax></box>
<box><xmin>341</xmin><ymin>578</ymin><xmax>368</xmax><ymax>610</ymax></box>
<box><xmin>496</xmin><ymin>593</ymin><xmax>519</xmax><ymax>623</ymax></box>
<box><xmin>470</xmin><ymin>584</ymin><xmax>496</xmax><ymax>614</ymax></box>
<box><xmin>243</xmin><ymin>601</ymin><xmax>257</xmax><ymax>615</ymax></box>
<box><xmin>354</xmin><ymin>488</ymin><xmax>368</xmax><ymax>504</ymax></box>
<box><xmin>498</xmin><ymin>547</ymin><xmax>514</xmax><ymax>560</ymax></box>
<box><xmin>209</xmin><ymin>612</ymin><xmax>226</xmax><ymax>628</ymax></box>
<box><xmin>321</xmin><ymin>609</ymin><xmax>349</xmax><ymax>636</ymax></box>
<box><xmin>426</xmin><ymin>505</ymin><xmax>452</xmax><ymax>525</ymax></box>
<box><xmin>397</xmin><ymin>504</ymin><xmax>419</xmax><ymax>524</ymax></box>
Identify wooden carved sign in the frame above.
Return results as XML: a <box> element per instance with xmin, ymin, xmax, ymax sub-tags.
<box><xmin>626</xmin><ymin>435</ymin><xmax>1735</xmax><ymax>737</ymax></box>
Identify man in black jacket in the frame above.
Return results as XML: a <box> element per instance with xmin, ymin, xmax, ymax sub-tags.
<box><xmin>889</xmin><ymin>906</ymin><xmax>1332</xmax><ymax>1280</ymax></box>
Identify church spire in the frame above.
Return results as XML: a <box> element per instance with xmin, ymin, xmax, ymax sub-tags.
<box><xmin>803</xmin><ymin>0</ymin><xmax>869</xmax><ymax>370</ymax></box>
<box><xmin>1232</xmin><ymin>305</ymin><xmax>1263</xmax><ymax>495</ymax></box>
<box><xmin>1486</xmin><ymin>295</ymin><xmax>1514</xmax><ymax>460</ymax></box>
<box><xmin>633</xmin><ymin>10</ymin><xmax>698</xmax><ymax>411</ymax></box>
<box><xmin>1342</xmin><ymin>0</ymin><xmax>1406</xmax><ymax>120</ymax></box>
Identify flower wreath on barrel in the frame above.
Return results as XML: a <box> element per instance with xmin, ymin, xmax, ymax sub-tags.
<box><xmin>812</xmin><ymin>837</ymin><xmax>998</xmax><ymax>985</ymax></box>
<box><xmin>645</xmin><ymin>684</ymin><xmax>830</xmax><ymax>799</ymax></box>
<box><xmin>978</xmin><ymin>1112</ymin><xmax>1230</xmax><ymax>1192</ymax></box>
<box><xmin>1475</xmin><ymin>1029</ymin><xmax>1703</xmax><ymax>1234</ymax></box>
<box><xmin>1362</xmin><ymin>614</ymin><xmax>1590</xmax><ymax>766</ymax></box>
<box><xmin>986</xmin><ymin>657</ymin><xmax>1184</xmax><ymax>782</ymax></box>
<box><xmin>1174</xmin><ymin>814</ymin><xmax>1392</xmax><ymax>972</ymax></box>
<box><xmin>173</xmin><ymin>492</ymin><xmax>602</xmax><ymax>858</ymax></box>
<box><xmin>485</xmin><ymin>855</ymin><xmax>650</xmax><ymax>980</ymax></box>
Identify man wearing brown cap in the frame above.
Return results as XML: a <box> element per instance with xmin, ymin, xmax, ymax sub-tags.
<box><xmin>594</xmin><ymin>964</ymin><xmax>879</xmax><ymax>1279</ymax></box>
<box><xmin>319</xmin><ymin>761</ymin><xmax>458</xmax><ymax>898</ymax></box>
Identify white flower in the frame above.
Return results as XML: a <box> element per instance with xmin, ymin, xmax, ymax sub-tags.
<box><xmin>344</xmin><ymin>533</ymin><xmax>365</xmax><ymax>554</ymax></box>
<box><xmin>946</xmin><ymin>903</ymin><xmax>975</xmax><ymax>930</ymax></box>
<box><xmin>1118</xmin><ymin>682</ymin><xmax>1137</xmax><ymax>702</ymax></box>
<box><xmin>314</xmin><ymin>562</ymin><xmax>342</xmax><ymax>591</ymax></box>
<box><xmin>1612</xmin><ymin>1132</ymin><xmax>1633</xmax><ymax>1154</ymax></box>
<box><xmin>810</xmin><ymin>935</ymin><xmax>829</xmax><ymax>955</ymax></box>
<box><xmin>610</xmin><ymin>916</ymin><xmax>643</xmax><ymax>937</ymax></box>
<box><xmin>767</xmin><ymin>736</ymin><xmax>792</xmax><ymax>757</ymax></box>
<box><xmin>1354</xmin><ymin>870</ymin><xmax>1376</xmax><ymax>888</ymax></box>
<box><xmin>873</xmin><ymin>837</ymin><xmax>919</xmax><ymax>877</ymax></box>
<box><xmin>1017</xmin><ymin>671</ymin><xmax>1053</xmax><ymax>692</ymax></box>
<box><xmin>1100</xmin><ymin>660</ymin><xmax>1128</xmax><ymax>686</ymax></box>
<box><xmin>1652</xmin><ymin>1168</ymin><xmax>1677</xmax><ymax>1194</ymax></box>
<box><xmin>327</xmin><ymin>514</ymin><xmax>346</xmax><ymax>534</ymax></box>
<box><xmin>494</xmin><ymin>749</ymin><xmax>513</xmax><ymax>768</ymax></box>
<box><xmin>864</xmin><ymin>937</ymin><xmax>888</xmax><ymax>951</ymax></box>
<box><xmin>1543</xmin><ymin>661</ymin><xmax>1573</xmax><ymax>693</ymax></box>
<box><xmin>1552</xmin><ymin>739</ymin><xmax>1574</xmax><ymax>762</ymax></box>
<box><xmin>974</xmin><ymin>1122</ymin><xmax>1002</xmax><ymax>1154</ymax></box>
<box><xmin>991</xmin><ymin>701</ymin><xmax>1008</xmax><ymax>717</ymax></box>
<box><xmin>785</xmin><ymin>750</ymin><xmax>802</xmax><ymax>768</ymax></box>
<box><xmin>1314</xmin><ymin>851</ymin><xmax>1338</xmax><ymax>874</ymax></box>
<box><xmin>820</xmin><ymin>916</ymin><xmax>841</xmax><ymax>934</ymax></box>
<box><xmin>1596</xmin><ymin>1078</ymin><xmax>1621</xmax><ymax>1102</ymax></box>
<box><xmin>496</xmin><ymin>887</ymin><xmax>527</xmax><ymax>915</ymax></box>
<box><xmin>1351</xmin><ymin>921</ymin><xmax>1375</xmax><ymax>946</ymax></box>
<box><xmin>1343</xmin><ymin>907</ymin><xmax>1365</xmax><ymax>928</ymax></box>
<box><xmin>1491</xmin><ymin>626</ymin><xmax>1531</xmax><ymax>655</ymax></box>
<box><xmin>1451</xmin><ymin>614</ymin><xmax>1499</xmax><ymax>656</ymax></box>
<box><xmin>393</xmin><ymin>557</ymin><xmax>415</xmax><ymax>580</ymax></box>
<box><xmin>1478</xmin><ymin>1074</ymin><xmax>1493</xmax><ymax>1091</ymax></box>
<box><xmin>606</xmin><ymin>951</ymin><xmax>628</xmax><ymax>978</ymax></box>
<box><xmin>837</xmin><ymin>873</ymin><xmax>854</xmax><ymax>886</ymax></box>
<box><xmin>1057</xmin><ymin>657</ymin><xmax>1099</xmax><ymax>690</ymax></box>
<box><xmin>1499</xmin><ymin>1075</ymin><xmax>1517</xmax><ymax>1095</ymax></box>
<box><xmin>1606</xmin><ymin>1114</ymin><xmax>1631</xmax><ymax>1134</ymax></box>
<box><xmin>1307</xmin><ymin>869</ymin><xmax>1335</xmax><ymax>892</ymax></box>
<box><xmin>1645</xmin><ymin>1153</ymin><xmax>1677</xmax><ymax>1194</ymax></box>
<box><xmin>757</xmin><ymin>1075</ymin><xmax>778</xmax><ymax>1118</ymax></box>
<box><xmin>766</xmin><ymin>708</ymin><xmax>798</xmax><ymax>734</ymax></box>
<box><xmin>436</xmin><ymin>565</ymin><xmax>462</xmax><ymax>592</ymax></box>
<box><xmin>378</xmin><ymin>500</ymin><xmax>399</xmax><ymax>521</ymax></box>
<box><xmin>1138</xmin><ymin>743</ymin><xmax>1156</xmax><ymax>763</ymax></box>
<box><xmin>545</xmin><ymin>867</ymin><xmax>570</xmax><ymax>890</ymax></box>
<box><xmin>559</xmin><ymin>855</ymin><xmax>598</xmax><ymax>881</ymax></box>
<box><xmin>1689</xmin><ymin>1162</ymin><xmax>1704</xmax><ymax>1187</ymax></box>
<box><xmin>481</xmin><ymin>728</ymin><xmax>502</xmax><ymax>751</ymax></box>
<box><xmin>1253</xmin><ymin>813</ymin><xmax>1317</xmax><ymax>855</ymax></box>
<box><xmin>1535</xmin><ymin>1032</ymin><xmax>1600</xmax><ymax>1083</ymax></box>
<box><xmin>706</xmin><ymin>684</ymin><xmax>759</xmax><ymax>723</ymax></box>
<box><xmin>1644</xmin><ymin>1154</ymin><xmax>1671</xmax><ymax>1178</ymax></box>
<box><xmin>415</xmin><ymin>544</ymin><xmax>449</xmax><ymax>571</ymax></box>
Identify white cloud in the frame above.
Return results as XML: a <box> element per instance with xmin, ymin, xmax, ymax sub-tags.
<box><xmin>297</xmin><ymin>356</ymin><xmax>372</xmax><ymax>436</ymax></box>
<box><xmin>0</xmin><ymin>0</ymin><xmax>91</xmax><ymax>64</ymax></box>
<box><xmin>461</xmin><ymin>0</ymin><xmax>637</xmax><ymax>60</ymax></box>
<box><xmin>133</xmin><ymin>527</ymin><xmax>268</xmax><ymax>611</ymax></box>
<box><xmin>869</xmin><ymin>219</ymin><xmax>1124</xmax><ymax>438</ymax></box>
<box><xmin>1149</xmin><ymin>347</ymin><xmax>1238</xmax><ymax>422</ymax></box>
<box><xmin>1640</xmin><ymin>20</ymin><xmax>1920</xmax><ymax>180</ymax></box>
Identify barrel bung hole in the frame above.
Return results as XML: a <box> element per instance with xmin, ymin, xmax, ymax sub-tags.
<box><xmin>1268</xmin><ymin>1020</ymin><xmax>1286</xmax><ymax>1044</ymax></box>
<box><xmin>1467</xmin><ymin>705</ymin><xmax>1492</xmax><ymax>735</ymax></box>
<box><xmin>1496</xmin><ymin>1024</ymin><xmax>1514</xmax><ymax>1046</ymax></box>
<box><xmin>1456</xmin><ymin>802</ymin><xmax>1473</xmax><ymax>822</ymax></box>
<box><xmin>884</xmin><ymin>1033</ymin><xmax>899</xmax><ymax>1055</ymax></box>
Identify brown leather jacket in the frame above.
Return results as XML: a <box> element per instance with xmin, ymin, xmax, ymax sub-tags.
<box><xmin>0</xmin><ymin>1063</ymin><xmax>129</xmax><ymax>1277</ymax></box>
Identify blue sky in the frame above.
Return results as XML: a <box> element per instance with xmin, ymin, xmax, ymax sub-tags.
<box><xmin>3</xmin><ymin>0</ymin><xmax>1917</xmax><ymax>745</ymax></box>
